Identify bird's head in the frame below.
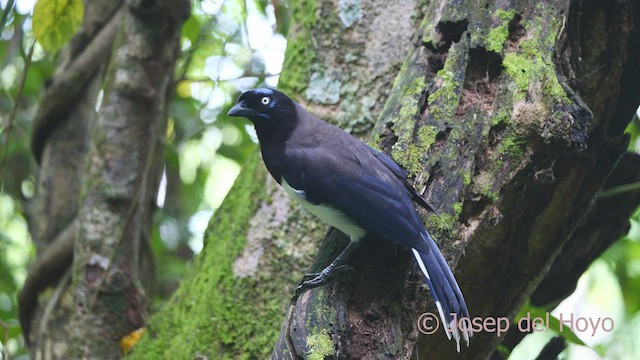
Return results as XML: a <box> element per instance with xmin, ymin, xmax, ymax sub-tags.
<box><xmin>227</xmin><ymin>88</ymin><xmax>296</xmax><ymax>125</ymax></box>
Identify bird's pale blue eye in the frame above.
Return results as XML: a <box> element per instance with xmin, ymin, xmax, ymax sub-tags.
<box><xmin>261</xmin><ymin>96</ymin><xmax>270</xmax><ymax>105</ymax></box>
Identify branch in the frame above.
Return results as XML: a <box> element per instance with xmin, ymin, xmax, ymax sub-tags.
<box><xmin>30</xmin><ymin>8</ymin><xmax>120</xmax><ymax>162</ymax></box>
<box><xmin>18</xmin><ymin>218</ymin><xmax>77</xmax><ymax>344</ymax></box>
<box><xmin>531</xmin><ymin>152</ymin><xmax>640</xmax><ymax>307</ymax></box>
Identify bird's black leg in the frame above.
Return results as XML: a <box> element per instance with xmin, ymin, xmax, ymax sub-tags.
<box><xmin>294</xmin><ymin>240</ymin><xmax>360</xmax><ymax>299</ymax></box>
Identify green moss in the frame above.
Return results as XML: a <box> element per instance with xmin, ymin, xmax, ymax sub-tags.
<box><xmin>426</xmin><ymin>212</ymin><xmax>457</xmax><ymax>238</ymax></box>
<box><xmin>482</xmin><ymin>186</ymin><xmax>500</xmax><ymax>202</ymax></box>
<box><xmin>452</xmin><ymin>201</ymin><xmax>463</xmax><ymax>216</ymax></box>
<box><xmin>395</xmin><ymin>144</ymin><xmax>423</xmax><ymax>175</ymax></box>
<box><xmin>392</xmin><ymin>125</ymin><xmax>438</xmax><ymax>174</ymax></box>
<box><xmin>490</xmin><ymin>108</ymin><xmax>512</xmax><ymax>126</ymax></box>
<box><xmin>486</xmin><ymin>26</ymin><xmax>508</xmax><ymax>53</ymax></box>
<box><xmin>474</xmin><ymin>170</ymin><xmax>500</xmax><ymax>202</ymax></box>
<box><xmin>497</xmin><ymin>9</ymin><xmax>516</xmax><ymax>21</ymax></box>
<box><xmin>500</xmin><ymin>134</ymin><xmax>526</xmax><ymax>163</ymax></box>
<box><xmin>471</xmin><ymin>131</ymin><xmax>526</xmax><ymax>203</ymax></box>
<box><xmin>518</xmin><ymin>38</ymin><xmax>538</xmax><ymax>57</ymax></box>
<box><xmin>388</xmin><ymin>76</ymin><xmax>433</xmax><ymax>175</ymax></box>
<box><xmin>426</xmin><ymin>38</ymin><xmax>466</xmax><ymax>123</ymax></box>
<box><xmin>306</xmin><ymin>330</ymin><xmax>335</xmax><ymax>360</ymax></box>
<box><xmin>543</xmin><ymin>70</ymin><xmax>566</xmax><ymax>100</ymax></box>
<box><xmin>405</xmin><ymin>76</ymin><xmax>426</xmax><ymax>97</ymax></box>
<box><xmin>278</xmin><ymin>0</ymin><xmax>318</xmax><ymax>93</ymax></box>
<box><xmin>128</xmin><ymin>154</ymin><xmax>288</xmax><ymax>359</ymax></box>
<box><xmin>502</xmin><ymin>52</ymin><xmax>532</xmax><ymax>93</ymax></box>
<box><xmin>418</xmin><ymin>125</ymin><xmax>438</xmax><ymax>149</ymax></box>
<box><xmin>463</xmin><ymin>172</ymin><xmax>472</xmax><ymax>186</ymax></box>
<box><xmin>392</xmin><ymin>125</ymin><xmax>438</xmax><ymax>176</ymax></box>
<box><xmin>486</xmin><ymin>9</ymin><xmax>516</xmax><ymax>53</ymax></box>
<box><xmin>421</xmin><ymin>33</ymin><xmax>434</xmax><ymax>47</ymax></box>
<box><xmin>537</xmin><ymin>24</ymin><xmax>568</xmax><ymax>102</ymax></box>
<box><xmin>427</xmin><ymin>68</ymin><xmax>459</xmax><ymax>121</ymax></box>
<box><xmin>500</xmin><ymin>12</ymin><xmax>569</xmax><ymax>103</ymax></box>
<box><xmin>425</xmin><ymin>201</ymin><xmax>465</xmax><ymax>238</ymax></box>
<box><xmin>369</xmin><ymin>133</ymin><xmax>382</xmax><ymax>150</ymax></box>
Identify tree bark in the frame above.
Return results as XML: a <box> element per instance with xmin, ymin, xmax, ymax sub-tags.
<box><xmin>276</xmin><ymin>0</ymin><xmax>640</xmax><ymax>359</ymax></box>
<box><xmin>128</xmin><ymin>0</ymin><xmax>424</xmax><ymax>358</ymax></box>
<box><xmin>129</xmin><ymin>0</ymin><xmax>640</xmax><ymax>359</ymax></box>
<box><xmin>19</xmin><ymin>0</ymin><xmax>188</xmax><ymax>357</ymax></box>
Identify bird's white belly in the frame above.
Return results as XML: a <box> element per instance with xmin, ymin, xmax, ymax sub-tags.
<box><xmin>281</xmin><ymin>179</ymin><xmax>365</xmax><ymax>242</ymax></box>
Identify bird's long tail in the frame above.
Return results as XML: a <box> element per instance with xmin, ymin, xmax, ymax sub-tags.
<box><xmin>411</xmin><ymin>232</ymin><xmax>472</xmax><ymax>352</ymax></box>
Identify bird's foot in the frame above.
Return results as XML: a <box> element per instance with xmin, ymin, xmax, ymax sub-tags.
<box><xmin>293</xmin><ymin>265</ymin><xmax>353</xmax><ymax>300</ymax></box>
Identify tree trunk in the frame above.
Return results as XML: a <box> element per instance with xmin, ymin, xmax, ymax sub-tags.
<box><xmin>128</xmin><ymin>0</ymin><xmax>424</xmax><ymax>358</ymax></box>
<box><xmin>274</xmin><ymin>1</ymin><xmax>640</xmax><ymax>359</ymax></box>
<box><xmin>19</xmin><ymin>0</ymin><xmax>188</xmax><ymax>358</ymax></box>
<box><xmin>129</xmin><ymin>0</ymin><xmax>640</xmax><ymax>359</ymax></box>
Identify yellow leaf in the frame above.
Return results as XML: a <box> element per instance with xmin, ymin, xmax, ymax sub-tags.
<box><xmin>120</xmin><ymin>327</ymin><xmax>146</xmax><ymax>353</ymax></box>
<box><xmin>176</xmin><ymin>80</ymin><xmax>192</xmax><ymax>98</ymax></box>
<box><xmin>32</xmin><ymin>0</ymin><xmax>84</xmax><ymax>53</ymax></box>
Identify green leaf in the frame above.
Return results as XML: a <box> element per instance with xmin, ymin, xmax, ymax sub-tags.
<box><xmin>181</xmin><ymin>14</ymin><xmax>201</xmax><ymax>44</ymax></box>
<box><xmin>32</xmin><ymin>0</ymin><xmax>84</xmax><ymax>53</ymax></box>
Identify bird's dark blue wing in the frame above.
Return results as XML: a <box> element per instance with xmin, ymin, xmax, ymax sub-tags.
<box><xmin>370</xmin><ymin>148</ymin><xmax>437</xmax><ymax>214</ymax></box>
<box><xmin>371</xmin><ymin>150</ymin><xmax>407</xmax><ymax>178</ymax></box>
<box><xmin>322</xmin><ymin>173</ymin><xmax>429</xmax><ymax>252</ymax></box>
<box><xmin>282</xmin><ymin>144</ymin><xmax>471</xmax><ymax>347</ymax></box>
<box><xmin>281</xmin><ymin>135</ymin><xmax>430</xmax><ymax>253</ymax></box>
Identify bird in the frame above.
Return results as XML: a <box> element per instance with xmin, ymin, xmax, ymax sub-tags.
<box><xmin>227</xmin><ymin>87</ymin><xmax>471</xmax><ymax>351</ymax></box>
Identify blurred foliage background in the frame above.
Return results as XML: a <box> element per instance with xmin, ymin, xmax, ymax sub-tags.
<box><xmin>0</xmin><ymin>0</ymin><xmax>639</xmax><ymax>359</ymax></box>
<box><xmin>1</xmin><ymin>0</ymin><xmax>285</xmax><ymax>357</ymax></box>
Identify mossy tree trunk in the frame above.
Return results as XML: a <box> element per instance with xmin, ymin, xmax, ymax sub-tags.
<box><xmin>129</xmin><ymin>0</ymin><xmax>640</xmax><ymax>359</ymax></box>
<box><xmin>273</xmin><ymin>0</ymin><xmax>640</xmax><ymax>359</ymax></box>
<box><xmin>128</xmin><ymin>0</ymin><xmax>425</xmax><ymax>358</ymax></box>
<box><xmin>19</xmin><ymin>0</ymin><xmax>188</xmax><ymax>358</ymax></box>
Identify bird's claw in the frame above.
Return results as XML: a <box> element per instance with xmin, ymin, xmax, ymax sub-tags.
<box><xmin>293</xmin><ymin>265</ymin><xmax>354</xmax><ymax>300</ymax></box>
<box><xmin>301</xmin><ymin>272</ymin><xmax>321</xmax><ymax>281</ymax></box>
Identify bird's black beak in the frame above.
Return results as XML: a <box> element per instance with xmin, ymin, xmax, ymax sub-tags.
<box><xmin>228</xmin><ymin>101</ymin><xmax>254</xmax><ymax>118</ymax></box>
